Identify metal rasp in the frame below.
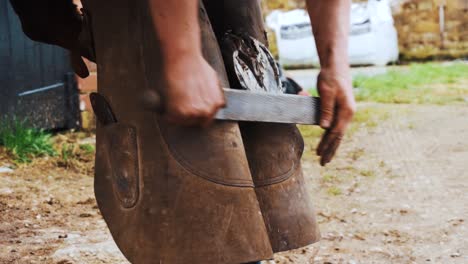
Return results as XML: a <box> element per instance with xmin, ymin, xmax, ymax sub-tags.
<box><xmin>141</xmin><ymin>88</ymin><xmax>321</xmax><ymax>125</ymax></box>
<box><xmin>216</xmin><ymin>89</ymin><xmax>320</xmax><ymax>125</ymax></box>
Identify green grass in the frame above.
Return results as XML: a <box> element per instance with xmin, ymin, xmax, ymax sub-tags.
<box><xmin>60</xmin><ymin>143</ymin><xmax>75</xmax><ymax>163</ymax></box>
<box><xmin>353</xmin><ymin>62</ymin><xmax>468</xmax><ymax>104</ymax></box>
<box><xmin>0</xmin><ymin>119</ymin><xmax>56</xmax><ymax>163</ymax></box>
<box><xmin>348</xmin><ymin>148</ymin><xmax>365</xmax><ymax>161</ymax></box>
<box><xmin>359</xmin><ymin>169</ymin><xmax>375</xmax><ymax>178</ymax></box>
<box><xmin>56</xmin><ymin>142</ymin><xmax>95</xmax><ymax>169</ymax></box>
<box><xmin>299</xmin><ymin>104</ymin><xmax>394</xmax><ymax>163</ymax></box>
<box><xmin>348</xmin><ymin>105</ymin><xmax>392</xmax><ymax>135</ymax></box>
<box><xmin>79</xmin><ymin>144</ymin><xmax>95</xmax><ymax>155</ymax></box>
<box><xmin>299</xmin><ymin>105</ymin><xmax>391</xmax><ymax>139</ymax></box>
<box><xmin>307</xmin><ymin>88</ymin><xmax>319</xmax><ymax>97</ymax></box>
<box><xmin>322</xmin><ymin>174</ymin><xmax>339</xmax><ymax>183</ymax></box>
<box><xmin>327</xmin><ymin>186</ymin><xmax>342</xmax><ymax>196</ymax></box>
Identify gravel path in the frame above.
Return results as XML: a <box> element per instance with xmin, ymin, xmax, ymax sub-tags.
<box><xmin>1</xmin><ymin>103</ymin><xmax>467</xmax><ymax>264</ymax></box>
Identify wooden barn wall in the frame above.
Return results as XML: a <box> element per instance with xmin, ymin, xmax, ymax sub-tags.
<box><xmin>0</xmin><ymin>0</ymin><xmax>79</xmax><ymax>130</ymax></box>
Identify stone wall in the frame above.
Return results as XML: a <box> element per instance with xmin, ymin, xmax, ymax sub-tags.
<box><xmin>393</xmin><ymin>0</ymin><xmax>468</xmax><ymax>59</ymax></box>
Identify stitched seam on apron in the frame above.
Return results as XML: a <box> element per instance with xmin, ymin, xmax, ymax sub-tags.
<box><xmin>155</xmin><ymin>117</ymin><xmax>255</xmax><ymax>188</ymax></box>
<box><xmin>253</xmin><ymin>163</ymin><xmax>298</xmax><ymax>188</ymax></box>
<box><xmin>169</xmin><ymin>147</ymin><xmax>255</xmax><ymax>187</ymax></box>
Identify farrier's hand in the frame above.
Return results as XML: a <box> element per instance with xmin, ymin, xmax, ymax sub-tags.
<box><xmin>164</xmin><ymin>53</ymin><xmax>225</xmax><ymax>127</ymax></box>
<box><xmin>316</xmin><ymin>69</ymin><xmax>356</xmax><ymax>166</ymax></box>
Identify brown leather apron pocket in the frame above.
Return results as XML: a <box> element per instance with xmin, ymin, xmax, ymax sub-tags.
<box><xmin>102</xmin><ymin>123</ymin><xmax>140</xmax><ymax>209</ymax></box>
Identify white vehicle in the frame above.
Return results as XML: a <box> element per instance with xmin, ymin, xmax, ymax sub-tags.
<box><xmin>266</xmin><ymin>0</ymin><xmax>399</xmax><ymax>67</ymax></box>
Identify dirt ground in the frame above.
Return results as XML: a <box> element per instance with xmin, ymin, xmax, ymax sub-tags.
<box><xmin>1</xmin><ymin>103</ymin><xmax>467</xmax><ymax>264</ymax></box>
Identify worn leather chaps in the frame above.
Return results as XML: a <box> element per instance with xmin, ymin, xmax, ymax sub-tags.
<box><xmin>84</xmin><ymin>0</ymin><xmax>320</xmax><ymax>263</ymax></box>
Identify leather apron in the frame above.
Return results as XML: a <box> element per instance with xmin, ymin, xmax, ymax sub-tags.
<box><xmin>83</xmin><ymin>0</ymin><xmax>320</xmax><ymax>263</ymax></box>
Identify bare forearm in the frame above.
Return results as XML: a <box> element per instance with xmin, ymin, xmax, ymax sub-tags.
<box><xmin>149</xmin><ymin>0</ymin><xmax>201</xmax><ymax>60</ymax></box>
<box><xmin>147</xmin><ymin>0</ymin><xmax>224</xmax><ymax>127</ymax></box>
<box><xmin>306</xmin><ymin>0</ymin><xmax>351</xmax><ymax>72</ymax></box>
